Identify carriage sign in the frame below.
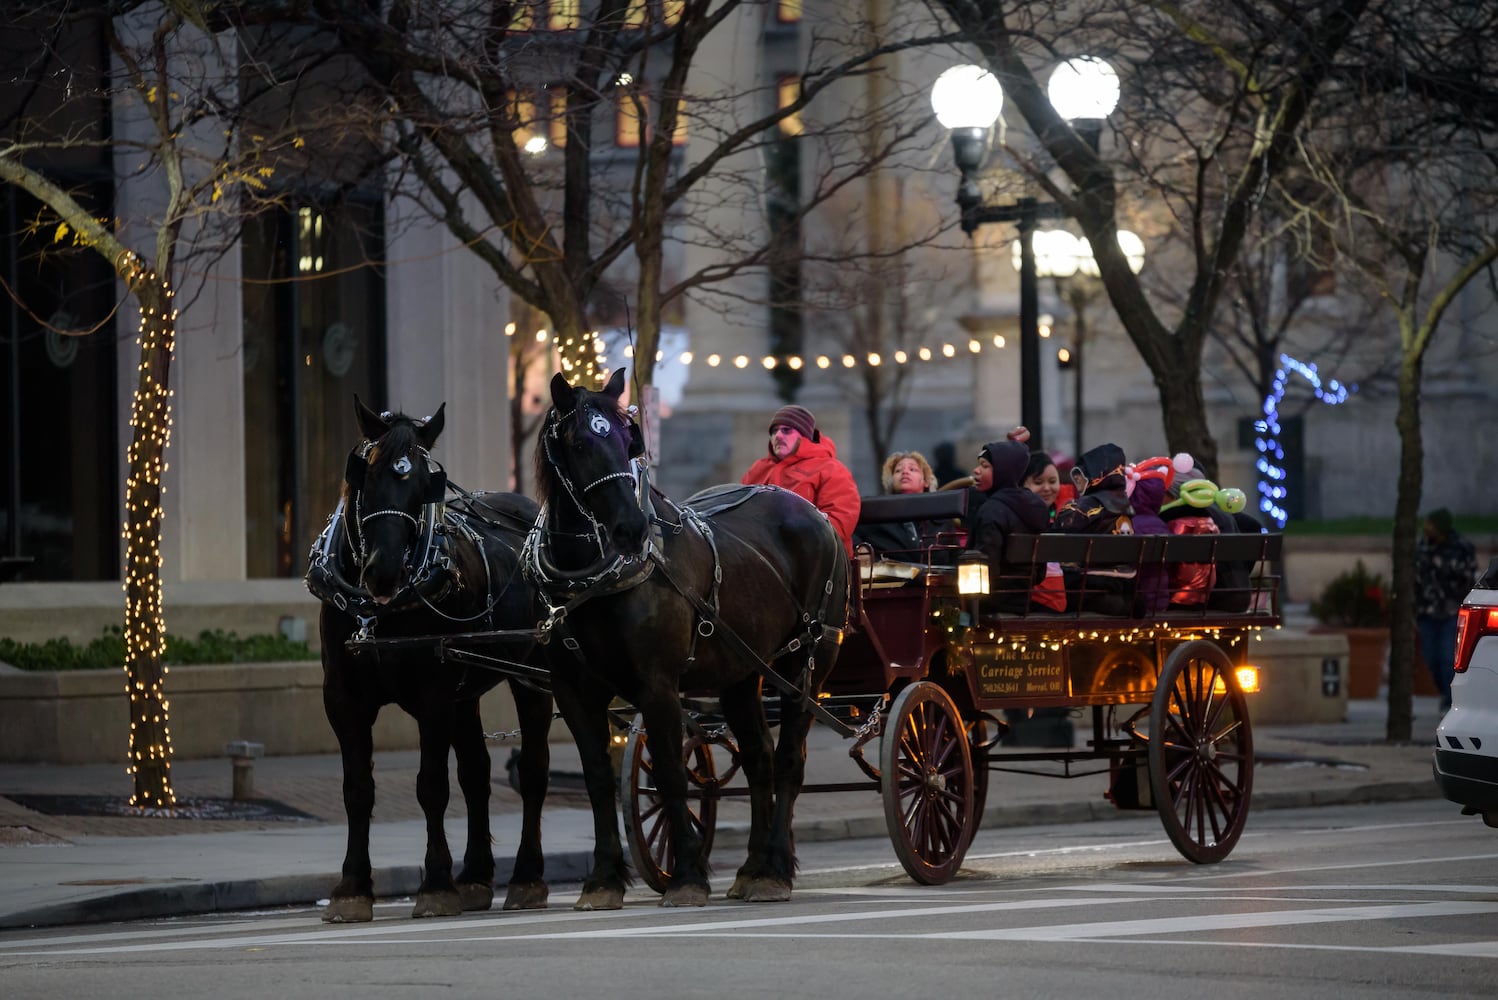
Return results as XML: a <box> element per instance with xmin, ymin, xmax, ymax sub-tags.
<box><xmin>971</xmin><ymin>643</ymin><xmax>1068</xmax><ymax>699</ymax></box>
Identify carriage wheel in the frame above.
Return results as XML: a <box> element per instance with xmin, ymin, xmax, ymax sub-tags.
<box><xmin>619</xmin><ymin>718</ymin><xmax>720</xmax><ymax>895</ymax></box>
<box><xmin>881</xmin><ymin>682</ymin><xmax>976</xmax><ymax>885</ymax></box>
<box><xmin>1148</xmin><ymin>639</ymin><xmax>1254</xmax><ymax>864</ymax></box>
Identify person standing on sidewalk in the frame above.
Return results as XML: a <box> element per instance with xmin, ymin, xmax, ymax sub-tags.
<box><xmin>1415</xmin><ymin>508</ymin><xmax>1477</xmax><ymax>711</ymax></box>
<box><xmin>742</xmin><ymin>404</ymin><xmax>861</xmax><ymax>558</ymax></box>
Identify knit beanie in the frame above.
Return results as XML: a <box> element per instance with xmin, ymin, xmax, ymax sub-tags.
<box><xmin>769</xmin><ymin>404</ymin><xmax>818</xmax><ymax>442</ymax></box>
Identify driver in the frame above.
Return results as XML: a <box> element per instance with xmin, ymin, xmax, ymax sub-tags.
<box><xmin>741</xmin><ymin>404</ymin><xmax>860</xmax><ymax>558</ymax></box>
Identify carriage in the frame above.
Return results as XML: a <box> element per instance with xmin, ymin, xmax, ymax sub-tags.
<box><xmin>322</xmin><ymin>376</ymin><xmax>1280</xmax><ymax>913</ymax></box>
<box><xmin>616</xmin><ymin>487</ymin><xmax>1282</xmax><ymax>888</ymax></box>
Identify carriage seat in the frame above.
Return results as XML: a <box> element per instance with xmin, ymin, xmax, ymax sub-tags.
<box><xmin>991</xmin><ymin>531</ymin><xmax>1284</xmax><ymax>620</ymax></box>
<box><xmin>854</xmin><ymin>491</ymin><xmax>968</xmax><ymax>586</ymax></box>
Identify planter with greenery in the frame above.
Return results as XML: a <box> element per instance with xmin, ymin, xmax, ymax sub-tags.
<box><xmin>0</xmin><ymin>628</ymin><xmax>317</xmax><ymax>672</ymax></box>
<box><xmin>1309</xmin><ymin>561</ymin><xmax>1390</xmax><ymax>699</ymax></box>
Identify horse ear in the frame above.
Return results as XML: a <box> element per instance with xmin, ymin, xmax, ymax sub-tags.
<box><xmin>353</xmin><ymin>394</ymin><xmax>387</xmax><ymax>441</ymax></box>
<box><xmin>603</xmin><ymin>367</ymin><xmax>627</xmax><ymax>400</ymax></box>
<box><xmin>417</xmin><ymin>403</ymin><xmax>445</xmax><ymax>450</ymax></box>
<box><xmin>549</xmin><ymin>372</ymin><xmax>575</xmax><ymax>412</ymax></box>
<box><xmin>345</xmin><ymin>449</ymin><xmax>367</xmax><ymax>490</ymax></box>
<box><xmin>424</xmin><ymin>469</ymin><xmax>448</xmax><ymax>503</ymax></box>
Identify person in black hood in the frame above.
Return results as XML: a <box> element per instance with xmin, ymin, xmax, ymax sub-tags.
<box><xmin>1054</xmin><ymin>442</ymin><xmax>1136</xmax><ymax>614</ymax></box>
<box><xmin>967</xmin><ymin>438</ymin><xmax>1050</xmax><ymax>612</ymax></box>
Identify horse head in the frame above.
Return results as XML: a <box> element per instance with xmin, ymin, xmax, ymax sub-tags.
<box><xmin>344</xmin><ymin>395</ymin><xmax>448</xmax><ymax>603</ymax></box>
<box><xmin>537</xmin><ymin>368</ymin><xmax>649</xmax><ymax>557</ymax></box>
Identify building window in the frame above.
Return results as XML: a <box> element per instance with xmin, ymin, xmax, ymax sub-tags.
<box><xmin>241</xmin><ymin>195</ymin><xmax>387</xmax><ymax>578</ymax></box>
<box><xmin>549</xmin><ymin>0</ymin><xmax>580</xmax><ymax>30</ymax></box>
<box><xmin>0</xmin><ymin>184</ymin><xmax>119</xmax><ymax>581</ymax></box>
<box><xmin>777</xmin><ymin>0</ymin><xmax>801</xmax><ymax>23</ymax></box>
<box><xmin>616</xmin><ymin>86</ymin><xmax>688</xmax><ymax>148</ymax></box>
<box><xmin>777</xmin><ymin>75</ymin><xmax>803</xmax><ymax>136</ymax></box>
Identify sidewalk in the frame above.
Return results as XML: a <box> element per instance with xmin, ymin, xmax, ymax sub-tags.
<box><xmin>0</xmin><ymin>695</ymin><xmax>1445</xmax><ymax>932</ymax></box>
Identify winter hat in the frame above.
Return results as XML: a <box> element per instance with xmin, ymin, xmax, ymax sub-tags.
<box><xmin>769</xmin><ymin>404</ymin><xmax>818</xmax><ymax>442</ymax></box>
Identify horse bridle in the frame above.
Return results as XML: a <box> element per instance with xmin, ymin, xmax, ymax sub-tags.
<box><xmin>537</xmin><ymin>404</ymin><xmax>650</xmax><ymax>561</ymax></box>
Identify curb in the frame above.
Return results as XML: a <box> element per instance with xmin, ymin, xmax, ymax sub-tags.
<box><xmin>3</xmin><ymin>780</ymin><xmax>1445</xmax><ymax>931</ymax></box>
<box><xmin>1</xmin><ymin>850</ymin><xmax>597</xmax><ymax>932</ymax></box>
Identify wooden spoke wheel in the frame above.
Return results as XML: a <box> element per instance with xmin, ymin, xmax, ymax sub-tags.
<box><xmin>619</xmin><ymin>718</ymin><xmax>720</xmax><ymax>894</ymax></box>
<box><xmin>1148</xmin><ymin>639</ymin><xmax>1254</xmax><ymax>864</ymax></box>
<box><xmin>881</xmin><ymin>682</ymin><xmax>975</xmax><ymax>884</ymax></box>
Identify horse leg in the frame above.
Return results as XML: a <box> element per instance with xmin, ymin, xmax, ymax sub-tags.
<box><xmin>411</xmin><ymin>703</ymin><xmax>463</xmax><ymax>918</ymax></box>
<box><xmin>500</xmin><ymin>680</ymin><xmax>553</xmax><ymax>911</ymax></box>
<box><xmin>638</xmin><ymin>696</ymin><xmax>711</xmax><ymax>907</ymax></box>
<box><xmin>717</xmin><ymin>676</ymin><xmax>778</xmax><ymax>901</ymax></box>
<box><xmin>322</xmin><ymin>680</ymin><xmax>380</xmax><ymax>923</ymax></box>
<box><xmin>551</xmin><ymin>672</ymin><xmax>629</xmax><ymax>910</ymax></box>
<box><xmin>449</xmin><ymin>698</ymin><xmax>496</xmax><ymax>912</ymax></box>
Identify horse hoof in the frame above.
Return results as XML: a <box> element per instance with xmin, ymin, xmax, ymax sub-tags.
<box><xmin>660</xmin><ymin>884</ymin><xmax>710</xmax><ymax>908</ymax></box>
<box><xmin>741</xmin><ymin>878</ymin><xmax>792</xmax><ymax>903</ymax></box>
<box><xmin>502</xmin><ymin>881</ymin><xmax>549</xmax><ymax>910</ymax></box>
<box><xmin>725</xmin><ymin>875</ymin><xmax>748</xmax><ymax>900</ymax></box>
<box><xmin>411</xmin><ymin>890</ymin><xmax>463</xmax><ymax>918</ymax></box>
<box><xmin>459</xmin><ymin>882</ymin><xmax>495</xmax><ymax>911</ymax></box>
<box><xmin>573</xmin><ymin>887</ymin><xmax>625</xmax><ymax>911</ymax></box>
<box><xmin>322</xmin><ymin>896</ymin><xmax>374</xmax><ymax>923</ymax></box>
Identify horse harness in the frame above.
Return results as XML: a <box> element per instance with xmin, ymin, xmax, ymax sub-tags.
<box><xmin>523</xmin><ymin>456</ymin><xmax>848</xmax><ymax>731</ymax></box>
<box><xmin>305</xmin><ymin>440</ymin><xmax>523</xmax><ymax>640</ymax></box>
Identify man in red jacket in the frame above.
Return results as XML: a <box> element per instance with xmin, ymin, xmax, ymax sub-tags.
<box><xmin>741</xmin><ymin>404</ymin><xmax>861</xmax><ymax>557</ymax></box>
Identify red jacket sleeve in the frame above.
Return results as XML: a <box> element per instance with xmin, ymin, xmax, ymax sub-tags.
<box><xmin>817</xmin><ymin>464</ymin><xmax>862</xmax><ymax>557</ymax></box>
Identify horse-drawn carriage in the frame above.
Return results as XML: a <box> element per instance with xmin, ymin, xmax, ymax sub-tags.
<box><xmin>619</xmin><ymin>487</ymin><xmax>1281</xmax><ymax>888</ymax></box>
<box><xmin>309</xmin><ymin>371</ymin><xmax>1280</xmax><ymax>919</ymax></box>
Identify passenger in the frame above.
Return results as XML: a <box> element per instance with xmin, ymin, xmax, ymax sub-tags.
<box><xmin>741</xmin><ymin>404</ymin><xmax>861</xmax><ymax>558</ymax></box>
<box><xmin>1127</xmin><ymin>456</ymin><xmax>1191</xmax><ymax>614</ymax></box>
<box><xmin>1023</xmin><ymin>451</ymin><xmax>1064</xmax><ymax>523</ymax></box>
<box><xmin>967</xmin><ymin>438</ymin><xmax>1049</xmax><ymax>612</ymax></box>
<box><xmin>1160</xmin><ymin>463</ymin><xmax>1254</xmax><ymax>611</ymax></box>
<box><xmin>1054</xmin><ymin>443</ymin><xmax>1136</xmax><ymax>614</ymax></box>
<box><xmin>853</xmin><ymin>451</ymin><xmax>960</xmax><ymax>563</ymax></box>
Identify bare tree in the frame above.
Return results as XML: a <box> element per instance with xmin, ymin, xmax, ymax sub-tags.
<box><xmin>0</xmin><ymin>1</ymin><xmax>301</xmax><ymax>805</ymax></box>
<box><xmin>217</xmin><ymin>0</ymin><xmax>963</xmax><ymax>422</ymax></box>
<box><xmin>930</xmin><ymin>0</ymin><xmax>1375</xmax><ymax>477</ymax></box>
<box><xmin>1282</xmin><ymin>0</ymin><xmax>1498</xmax><ymax>740</ymax></box>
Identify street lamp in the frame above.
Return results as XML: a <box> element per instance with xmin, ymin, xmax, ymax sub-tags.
<box><xmin>932</xmin><ymin>59</ymin><xmax>1120</xmax><ymax>452</ymax></box>
<box><xmin>1014</xmin><ymin>229</ymin><xmax>1145</xmax><ymax>459</ymax></box>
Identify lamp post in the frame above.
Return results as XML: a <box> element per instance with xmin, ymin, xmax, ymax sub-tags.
<box><xmin>931</xmin><ymin>59</ymin><xmax>1120</xmax><ymax>452</ymax></box>
<box><xmin>1016</xmin><ymin>229</ymin><xmax>1145</xmax><ymax>460</ymax></box>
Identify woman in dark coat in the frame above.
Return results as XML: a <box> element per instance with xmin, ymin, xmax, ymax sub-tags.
<box><xmin>967</xmin><ymin>439</ymin><xmax>1049</xmax><ymax>611</ymax></box>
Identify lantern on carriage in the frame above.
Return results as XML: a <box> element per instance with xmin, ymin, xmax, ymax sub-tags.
<box><xmin>957</xmin><ymin>551</ymin><xmax>991</xmax><ymax>596</ymax></box>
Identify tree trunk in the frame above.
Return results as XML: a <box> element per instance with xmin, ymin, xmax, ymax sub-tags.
<box><xmin>122</xmin><ymin>273</ymin><xmax>177</xmax><ymax>807</ymax></box>
<box><xmin>1385</xmin><ymin>347</ymin><xmax>1424</xmax><ymax>742</ymax></box>
<box><xmin>1154</xmin><ymin>348</ymin><xmax>1219</xmax><ymax>477</ymax></box>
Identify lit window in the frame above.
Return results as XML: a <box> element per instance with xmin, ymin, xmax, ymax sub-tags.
<box><xmin>549</xmin><ymin>0</ymin><xmax>580</xmax><ymax>30</ymax></box>
<box><xmin>549</xmin><ymin>89</ymin><xmax>567</xmax><ymax>148</ymax></box>
<box><xmin>508</xmin><ymin>2</ymin><xmax>534</xmax><ymax>31</ymax></box>
<box><xmin>616</xmin><ymin>88</ymin><xmax>645</xmax><ymax>148</ymax></box>
<box><xmin>624</xmin><ymin>0</ymin><xmax>648</xmax><ymax>28</ymax></box>
<box><xmin>664</xmin><ymin>0</ymin><xmax>684</xmax><ymax>26</ymax></box>
<box><xmin>777</xmin><ymin>0</ymin><xmax>801</xmax><ymax>23</ymax></box>
<box><xmin>777</xmin><ymin>75</ymin><xmax>803</xmax><ymax>136</ymax></box>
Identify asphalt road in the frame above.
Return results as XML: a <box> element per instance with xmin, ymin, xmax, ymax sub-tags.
<box><xmin>2</xmin><ymin>799</ymin><xmax>1495</xmax><ymax>999</ymax></box>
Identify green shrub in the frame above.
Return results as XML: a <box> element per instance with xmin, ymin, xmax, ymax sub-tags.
<box><xmin>0</xmin><ymin>627</ymin><xmax>316</xmax><ymax>672</ymax></box>
<box><xmin>1309</xmin><ymin>560</ymin><xmax>1390</xmax><ymax>628</ymax></box>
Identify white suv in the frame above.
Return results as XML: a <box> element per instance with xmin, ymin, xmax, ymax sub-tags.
<box><xmin>1434</xmin><ymin>559</ymin><xmax>1498</xmax><ymax>827</ymax></box>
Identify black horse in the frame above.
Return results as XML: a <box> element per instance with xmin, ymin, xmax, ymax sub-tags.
<box><xmin>307</xmin><ymin>397</ymin><xmax>554</xmax><ymax>922</ymax></box>
<box><xmin>528</xmin><ymin>369</ymin><xmax>851</xmax><ymax>907</ymax></box>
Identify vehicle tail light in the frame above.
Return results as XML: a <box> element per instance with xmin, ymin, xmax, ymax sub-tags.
<box><xmin>1454</xmin><ymin>605</ymin><xmax>1498</xmax><ymax>674</ymax></box>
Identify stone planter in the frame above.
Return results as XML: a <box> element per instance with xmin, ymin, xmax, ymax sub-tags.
<box><xmin>1310</xmin><ymin>626</ymin><xmax>1387</xmax><ymax>700</ymax></box>
<box><xmin>0</xmin><ymin>661</ymin><xmax>555</xmax><ymax>764</ymax></box>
